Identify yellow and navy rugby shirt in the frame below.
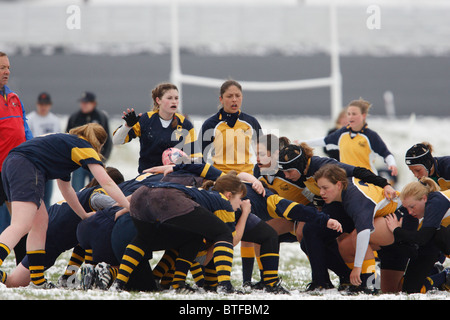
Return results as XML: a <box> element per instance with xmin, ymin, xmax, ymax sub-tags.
<box><xmin>244</xmin><ymin>183</ymin><xmax>330</xmax><ymax>228</ymax></box>
<box><xmin>324</xmin><ymin>124</ymin><xmax>394</xmax><ymax>173</ymax></box>
<box><xmin>421</xmin><ymin>189</ymin><xmax>450</xmax><ymax>228</ymax></box>
<box><xmin>201</xmin><ymin>108</ymin><xmax>261</xmax><ymax>174</ymax></box>
<box><xmin>341</xmin><ymin>177</ymin><xmax>399</xmax><ymax>233</ymax></box>
<box><xmin>431</xmin><ymin>156</ymin><xmax>450</xmax><ymax>191</ymax></box>
<box><xmin>9</xmin><ymin>133</ymin><xmax>103</xmax><ymax>181</ymax></box>
<box><xmin>302</xmin><ymin>156</ymin><xmax>357</xmax><ymax>196</ymax></box>
<box><xmin>121</xmin><ymin>111</ymin><xmax>201</xmax><ymax>173</ymax></box>
<box><xmin>253</xmin><ymin>165</ymin><xmax>312</xmax><ymax>205</ymax></box>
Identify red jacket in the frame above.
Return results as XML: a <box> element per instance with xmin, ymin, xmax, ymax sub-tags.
<box><xmin>0</xmin><ymin>85</ymin><xmax>33</xmax><ymax>170</ymax></box>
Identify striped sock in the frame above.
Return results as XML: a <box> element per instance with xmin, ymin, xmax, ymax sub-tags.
<box><xmin>160</xmin><ymin>266</ymin><xmax>175</xmax><ymax>288</ymax></box>
<box><xmin>0</xmin><ymin>243</ymin><xmax>10</xmax><ymax>282</ymax></box>
<box><xmin>204</xmin><ymin>260</ymin><xmax>218</xmax><ymax>288</ymax></box>
<box><xmin>0</xmin><ymin>243</ymin><xmax>11</xmax><ymax>266</ymax></box>
<box><xmin>116</xmin><ymin>244</ymin><xmax>145</xmax><ymax>286</ymax></box>
<box><xmin>0</xmin><ymin>270</ymin><xmax>6</xmax><ymax>284</ymax></box>
<box><xmin>84</xmin><ymin>249</ymin><xmax>93</xmax><ymax>265</ymax></box>
<box><xmin>153</xmin><ymin>249</ymin><xmax>177</xmax><ymax>280</ymax></box>
<box><xmin>63</xmin><ymin>244</ymin><xmax>85</xmax><ymax>277</ymax></box>
<box><xmin>109</xmin><ymin>266</ymin><xmax>118</xmax><ymax>281</ymax></box>
<box><xmin>172</xmin><ymin>258</ymin><xmax>192</xmax><ymax>289</ymax></box>
<box><xmin>260</xmin><ymin>253</ymin><xmax>280</xmax><ymax>287</ymax></box>
<box><xmin>213</xmin><ymin>241</ymin><xmax>234</xmax><ymax>284</ymax></box>
<box><xmin>190</xmin><ymin>262</ymin><xmax>205</xmax><ymax>287</ymax></box>
<box><xmin>28</xmin><ymin>250</ymin><xmax>47</xmax><ymax>286</ymax></box>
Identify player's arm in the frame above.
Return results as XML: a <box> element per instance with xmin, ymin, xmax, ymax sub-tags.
<box><xmin>351</xmin><ymin>229</ymin><xmax>371</xmax><ymax>286</ymax></box>
<box><xmin>57</xmin><ymin>179</ymin><xmax>90</xmax><ymax>220</ymax></box>
<box><xmin>88</xmin><ymin>163</ymin><xmax>130</xmax><ymax>211</ymax></box>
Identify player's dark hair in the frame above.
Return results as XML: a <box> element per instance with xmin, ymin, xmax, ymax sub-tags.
<box><xmin>257</xmin><ymin>134</ymin><xmax>290</xmax><ymax>157</ymax></box>
<box><xmin>220</xmin><ymin>80</ymin><xmax>242</xmax><ymax>97</ymax></box>
<box><xmin>151</xmin><ymin>82</ymin><xmax>179</xmax><ymax>129</ymax></box>
<box><xmin>85</xmin><ymin>167</ymin><xmax>124</xmax><ymax>188</ymax></box>
<box><xmin>314</xmin><ymin>164</ymin><xmax>348</xmax><ymax>190</ymax></box>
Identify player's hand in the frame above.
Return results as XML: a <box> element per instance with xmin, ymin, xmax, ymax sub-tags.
<box><xmin>122</xmin><ymin>108</ymin><xmax>141</xmax><ymax>127</ymax></box>
<box><xmin>350</xmin><ymin>267</ymin><xmax>362</xmax><ymax>286</ymax></box>
<box><xmin>389</xmin><ymin>165</ymin><xmax>398</xmax><ymax>177</ymax></box>
<box><xmin>144</xmin><ymin>165</ymin><xmax>174</xmax><ymax>175</ymax></box>
<box><xmin>327</xmin><ymin>218</ymin><xmax>343</xmax><ymax>233</ymax></box>
<box><xmin>383</xmin><ymin>185</ymin><xmax>397</xmax><ymax>200</ymax></box>
<box><xmin>251</xmin><ymin>180</ymin><xmax>265</xmax><ymax>197</ymax></box>
<box><xmin>385</xmin><ymin>213</ymin><xmax>402</xmax><ymax>233</ymax></box>
<box><xmin>240</xmin><ymin>199</ymin><xmax>251</xmax><ymax>215</ymax></box>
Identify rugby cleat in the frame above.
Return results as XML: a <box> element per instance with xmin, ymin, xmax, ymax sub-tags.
<box><xmin>56</xmin><ymin>274</ymin><xmax>70</xmax><ymax>288</ymax></box>
<box><xmin>243</xmin><ymin>280</ymin><xmax>264</xmax><ymax>291</ymax></box>
<box><xmin>174</xmin><ymin>282</ymin><xmax>197</xmax><ymax>294</ymax></box>
<box><xmin>305</xmin><ymin>281</ymin><xmax>334</xmax><ymax>292</ymax></box>
<box><xmin>263</xmin><ymin>279</ymin><xmax>290</xmax><ymax>294</ymax></box>
<box><xmin>217</xmin><ymin>281</ymin><xmax>244</xmax><ymax>294</ymax></box>
<box><xmin>80</xmin><ymin>264</ymin><xmax>96</xmax><ymax>290</ymax></box>
<box><xmin>28</xmin><ymin>280</ymin><xmax>56</xmax><ymax>289</ymax></box>
<box><xmin>95</xmin><ymin>262</ymin><xmax>114</xmax><ymax>290</ymax></box>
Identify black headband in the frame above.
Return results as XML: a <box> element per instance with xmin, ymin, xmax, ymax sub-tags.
<box><xmin>278</xmin><ymin>145</ymin><xmax>308</xmax><ymax>173</ymax></box>
<box><xmin>405</xmin><ymin>144</ymin><xmax>434</xmax><ymax>173</ymax></box>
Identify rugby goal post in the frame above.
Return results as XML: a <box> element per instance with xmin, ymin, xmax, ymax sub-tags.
<box><xmin>170</xmin><ymin>1</ymin><xmax>343</xmax><ymax>120</ymax></box>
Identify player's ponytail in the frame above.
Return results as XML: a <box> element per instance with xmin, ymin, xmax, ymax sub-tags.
<box><xmin>400</xmin><ymin>177</ymin><xmax>439</xmax><ymax>202</ymax></box>
<box><xmin>202</xmin><ymin>170</ymin><xmax>247</xmax><ymax>198</ymax></box>
<box><xmin>69</xmin><ymin>123</ymin><xmax>107</xmax><ymax>158</ymax></box>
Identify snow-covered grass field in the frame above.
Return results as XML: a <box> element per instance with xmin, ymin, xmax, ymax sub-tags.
<box><xmin>0</xmin><ymin>115</ymin><xmax>449</xmax><ymax>302</ymax></box>
<box><xmin>1</xmin><ymin>243</ymin><xmax>450</xmax><ymax>302</ymax></box>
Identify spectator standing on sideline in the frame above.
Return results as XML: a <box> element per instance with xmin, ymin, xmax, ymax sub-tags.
<box><xmin>27</xmin><ymin>92</ymin><xmax>61</xmax><ymax>208</ymax></box>
<box><xmin>0</xmin><ymin>51</ymin><xmax>34</xmax><ymax>264</ymax></box>
<box><xmin>66</xmin><ymin>92</ymin><xmax>112</xmax><ymax>191</ymax></box>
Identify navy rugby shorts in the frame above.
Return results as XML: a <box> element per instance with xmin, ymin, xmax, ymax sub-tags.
<box><xmin>2</xmin><ymin>153</ymin><xmax>45</xmax><ymax>208</ymax></box>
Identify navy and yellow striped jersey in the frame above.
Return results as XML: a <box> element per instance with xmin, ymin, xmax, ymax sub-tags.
<box><xmin>302</xmin><ymin>156</ymin><xmax>357</xmax><ymax>196</ymax></box>
<box><xmin>9</xmin><ymin>133</ymin><xmax>103</xmax><ymax>181</ymax></box>
<box><xmin>324</xmin><ymin>124</ymin><xmax>394</xmax><ymax>173</ymax></box>
<box><xmin>122</xmin><ymin>111</ymin><xmax>201</xmax><ymax>173</ymax></box>
<box><xmin>253</xmin><ymin>165</ymin><xmax>312</xmax><ymax>205</ymax></box>
<box><xmin>243</xmin><ymin>183</ymin><xmax>330</xmax><ymax>228</ymax></box>
<box><xmin>201</xmin><ymin>109</ymin><xmax>261</xmax><ymax>174</ymax></box>
<box><xmin>174</xmin><ymin>163</ymin><xmax>224</xmax><ymax>180</ymax></box>
<box><xmin>160</xmin><ymin>163</ymin><xmax>225</xmax><ymax>187</ymax></box>
<box><xmin>341</xmin><ymin>177</ymin><xmax>399</xmax><ymax>233</ymax></box>
<box><xmin>118</xmin><ymin>172</ymin><xmax>164</xmax><ymax>196</ymax></box>
<box><xmin>117</xmin><ymin>163</ymin><xmax>223</xmax><ymax>196</ymax></box>
<box><xmin>48</xmin><ymin>186</ymin><xmax>99</xmax><ymax>231</ymax></box>
<box><xmin>431</xmin><ymin>156</ymin><xmax>450</xmax><ymax>190</ymax></box>
<box><xmin>421</xmin><ymin>189</ymin><xmax>450</xmax><ymax>228</ymax></box>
